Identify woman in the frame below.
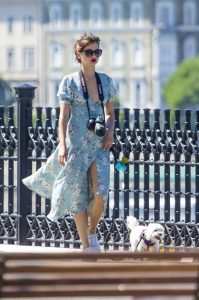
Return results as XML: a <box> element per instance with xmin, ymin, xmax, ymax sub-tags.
<box><xmin>23</xmin><ymin>33</ymin><xmax>116</xmax><ymax>252</ymax></box>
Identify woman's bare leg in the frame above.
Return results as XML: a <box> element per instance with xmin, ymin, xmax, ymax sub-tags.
<box><xmin>74</xmin><ymin>162</ymin><xmax>104</xmax><ymax>249</ymax></box>
<box><xmin>88</xmin><ymin>162</ymin><xmax>104</xmax><ymax>235</ymax></box>
<box><xmin>74</xmin><ymin>211</ymin><xmax>89</xmax><ymax>249</ymax></box>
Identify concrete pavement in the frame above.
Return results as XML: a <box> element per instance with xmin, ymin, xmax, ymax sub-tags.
<box><xmin>0</xmin><ymin>244</ymin><xmax>193</xmax><ymax>300</ymax></box>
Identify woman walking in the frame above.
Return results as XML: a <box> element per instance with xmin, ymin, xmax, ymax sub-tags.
<box><xmin>23</xmin><ymin>33</ymin><xmax>116</xmax><ymax>252</ymax></box>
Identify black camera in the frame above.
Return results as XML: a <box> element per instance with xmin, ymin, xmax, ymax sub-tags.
<box><xmin>87</xmin><ymin>116</ymin><xmax>106</xmax><ymax>136</ymax></box>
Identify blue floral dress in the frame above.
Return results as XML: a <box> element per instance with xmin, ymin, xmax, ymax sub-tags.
<box><xmin>22</xmin><ymin>72</ymin><xmax>116</xmax><ymax>221</ymax></box>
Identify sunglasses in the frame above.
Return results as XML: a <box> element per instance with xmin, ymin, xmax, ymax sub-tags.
<box><xmin>83</xmin><ymin>49</ymin><xmax>102</xmax><ymax>58</ymax></box>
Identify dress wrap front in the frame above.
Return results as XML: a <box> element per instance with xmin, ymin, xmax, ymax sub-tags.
<box><xmin>22</xmin><ymin>72</ymin><xmax>116</xmax><ymax>221</ymax></box>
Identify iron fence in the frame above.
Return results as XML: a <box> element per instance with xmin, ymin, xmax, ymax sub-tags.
<box><xmin>0</xmin><ymin>84</ymin><xmax>199</xmax><ymax>250</ymax></box>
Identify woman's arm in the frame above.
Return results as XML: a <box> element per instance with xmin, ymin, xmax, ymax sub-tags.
<box><xmin>58</xmin><ymin>103</ymin><xmax>70</xmax><ymax>166</ymax></box>
<box><xmin>103</xmin><ymin>102</ymin><xmax>115</xmax><ymax>150</ymax></box>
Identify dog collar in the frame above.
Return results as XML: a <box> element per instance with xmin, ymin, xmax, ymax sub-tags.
<box><xmin>140</xmin><ymin>230</ymin><xmax>155</xmax><ymax>247</ymax></box>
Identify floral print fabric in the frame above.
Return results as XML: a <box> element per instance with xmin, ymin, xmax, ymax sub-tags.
<box><xmin>22</xmin><ymin>72</ymin><xmax>116</xmax><ymax>221</ymax></box>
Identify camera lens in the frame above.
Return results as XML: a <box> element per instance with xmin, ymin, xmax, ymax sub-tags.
<box><xmin>87</xmin><ymin>118</ymin><xmax>96</xmax><ymax>131</ymax></box>
<box><xmin>95</xmin><ymin>116</ymin><xmax>106</xmax><ymax>136</ymax></box>
<box><xmin>95</xmin><ymin>125</ymin><xmax>106</xmax><ymax>136</ymax></box>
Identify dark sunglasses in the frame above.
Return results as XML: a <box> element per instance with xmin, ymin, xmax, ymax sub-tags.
<box><xmin>83</xmin><ymin>49</ymin><xmax>102</xmax><ymax>58</ymax></box>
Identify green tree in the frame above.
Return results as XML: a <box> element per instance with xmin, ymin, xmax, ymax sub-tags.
<box><xmin>112</xmin><ymin>96</ymin><xmax>124</xmax><ymax>126</ymax></box>
<box><xmin>163</xmin><ymin>56</ymin><xmax>199</xmax><ymax>108</ymax></box>
<box><xmin>0</xmin><ymin>78</ymin><xmax>15</xmax><ymax>107</ymax></box>
<box><xmin>112</xmin><ymin>95</ymin><xmax>120</xmax><ymax>108</ymax></box>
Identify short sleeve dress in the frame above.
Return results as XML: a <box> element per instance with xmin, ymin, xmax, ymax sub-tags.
<box><xmin>22</xmin><ymin>72</ymin><xmax>116</xmax><ymax>221</ymax></box>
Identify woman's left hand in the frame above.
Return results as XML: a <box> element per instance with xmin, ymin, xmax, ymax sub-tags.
<box><xmin>103</xmin><ymin>131</ymin><xmax>114</xmax><ymax>150</ymax></box>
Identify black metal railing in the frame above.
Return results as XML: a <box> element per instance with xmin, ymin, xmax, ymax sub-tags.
<box><xmin>0</xmin><ymin>84</ymin><xmax>199</xmax><ymax>249</ymax></box>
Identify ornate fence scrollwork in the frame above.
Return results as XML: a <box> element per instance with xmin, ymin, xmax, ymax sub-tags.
<box><xmin>0</xmin><ymin>85</ymin><xmax>199</xmax><ymax>249</ymax></box>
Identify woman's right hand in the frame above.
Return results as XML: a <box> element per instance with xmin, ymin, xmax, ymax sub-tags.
<box><xmin>58</xmin><ymin>145</ymin><xmax>68</xmax><ymax>166</ymax></box>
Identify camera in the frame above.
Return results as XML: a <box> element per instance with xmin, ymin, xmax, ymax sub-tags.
<box><xmin>87</xmin><ymin>116</ymin><xmax>106</xmax><ymax>136</ymax></box>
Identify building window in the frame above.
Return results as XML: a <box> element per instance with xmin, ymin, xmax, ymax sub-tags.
<box><xmin>118</xmin><ymin>79</ymin><xmax>127</xmax><ymax>105</ymax></box>
<box><xmin>23</xmin><ymin>16</ymin><xmax>33</xmax><ymax>33</ymax></box>
<box><xmin>90</xmin><ymin>3</ymin><xmax>102</xmax><ymax>28</ymax></box>
<box><xmin>159</xmin><ymin>36</ymin><xmax>177</xmax><ymax>67</ymax></box>
<box><xmin>97</xmin><ymin>42</ymin><xmax>104</xmax><ymax>68</ymax></box>
<box><xmin>50</xmin><ymin>41</ymin><xmax>63</xmax><ymax>69</ymax></box>
<box><xmin>160</xmin><ymin>7</ymin><xmax>169</xmax><ymax>25</ymax></box>
<box><xmin>183</xmin><ymin>36</ymin><xmax>197</xmax><ymax>60</ymax></box>
<box><xmin>132</xmin><ymin>80</ymin><xmax>146</xmax><ymax>108</ymax></box>
<box><xmin>23</xmin><ymin>48</ymin><xmax>34</xmax><ymax>70</ymax></box>
<box><xmin>135</xmin><ymin>82</ymin><xmax>141</xmax><ymax>107</ymax></box>
<box><xmin>130</xmin><ymin>2</ymin><xmax>143</xmax><ymax>25</ymax></box>
<box><xmin>7</xmin><ymin>48</ymin><xmax>14</xmax><ymax>70</ymax></box>
<box><xmin>49</xmin><ymin>3</ymin><xmax>62</xmax><ymax>29</ymax></box>
<box><xmin>111</xmin><ymin>40</ymin><xmax>124</xmax><ymax>68</ymax></box>
<box><xmin>183</xmin><ymin>1</ymin><xmax>196</xmax><ymax>25</ymax></box>
<box><xmin>132</xmin><ymin>39</ymin><xmax>144</xmax><ymax>67</ymax></box>
<box><xmin>110</xmin><ymin>2</ymin><xmax>123</xmax><ymax>26</ymax></box>
<box><xmin>49</xmin><ymin>80</ymin><xmax>60</xmax><ymax>107</ymax></box>
<box><xmin>160</xmin><ymin>44</ymin><xmax>172</xmax><ymax>65</ymax></box>
<box><xmin>69</xmin><ymin>39</ymin><xmax>78</xmax><ymax>67</ymax></box>
<box><xmin>155</xmin><ymin>1</ymin><xmax>174</xmax><ymax>27</ymax></box>
<box><xmin>69</xmin><ymin>4</ymin><xmax>82</xmax><ymax>28</ymax></box>
<box><xmin>7</xmin><ymin>16</ymin><xmax>14</xmax><ymax>34</ymax></box>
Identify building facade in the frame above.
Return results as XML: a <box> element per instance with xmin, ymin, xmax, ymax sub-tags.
<box><xmin>0</xmin><ymin>0</ymin><xmax>43</xmax><ymax>102</ymax></box>
<box><xmin>0</xmin><ymin>0</ymin><xmax>199</xmax><ymax>108</ymax></box>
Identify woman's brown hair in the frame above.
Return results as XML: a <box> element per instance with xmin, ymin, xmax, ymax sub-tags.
<box><xmin>74</xmin><ymin>33</ymin><xmax>100</xmax><ymax>63</ymax></box>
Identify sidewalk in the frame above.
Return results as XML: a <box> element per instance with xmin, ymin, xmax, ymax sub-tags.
<box><xmin>0</xmin><ymin>244</ymin><xmax>81</xmax><ymax>254</ymax></box>
<box><xmin>1</xmin><ymin>297</ymin><xmax>190</xmax><ymax>300</ymax></box>
<box><xmin>0</xmin><ymin>245</ymin><xmax>194</xmax><ymax>300</ymax></box>
<box><xmin>0</xmin><ymin>296</ymin><xmax>192</xmax><ymax>299</ymax></box>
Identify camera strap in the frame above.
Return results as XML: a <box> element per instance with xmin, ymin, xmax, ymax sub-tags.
<box><xmin>79</xmin><ymin>70</ymin><xmax>105</xmax><ymax>120</ymax></box>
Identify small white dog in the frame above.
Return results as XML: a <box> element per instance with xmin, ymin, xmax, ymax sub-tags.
<box><xmin>127</xmin><ymin>216</ymin><xmax>165</xmax><ymax>252</ymax></box>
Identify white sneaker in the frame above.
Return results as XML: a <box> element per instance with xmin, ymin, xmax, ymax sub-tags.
<box><xmin>83</xmin><ymin>246</ymin><xmax>99</xmax><ymax>253</ymax></box>
<box><xmin>89</xmin><ymin>234</ymin><xmax>101</xmax><ymax>252</ymax></box>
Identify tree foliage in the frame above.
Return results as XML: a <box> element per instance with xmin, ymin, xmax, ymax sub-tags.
<box><xmin>0</xmin><ymin>78</ymin><xmax>15</xmax><ymax>107</ymax></box>
<box><xmin>163</xmin><ymin>56</ymin><xmax>199</xmax><ymax>108</ymax></box>
<box><xmin>112</xmin><ymin>95</ymin><xmax>120</xmax><ymax>108</ymax></box>
<box><xmin>112</xmin><ymin>96</ymin><xmax>124</xmax><ymax>126</ymax></box>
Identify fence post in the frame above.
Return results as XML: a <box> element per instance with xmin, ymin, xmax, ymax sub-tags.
<box><xmin>14</xmin><ymin>84</ymin><xmax>36</xmax><ymax>245</ymax></box>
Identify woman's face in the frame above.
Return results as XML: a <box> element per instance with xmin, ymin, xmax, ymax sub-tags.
<box><xmin>77</xmin><ymin>42</ymin><xmax>102</xmax><ymax>66</ymax></box>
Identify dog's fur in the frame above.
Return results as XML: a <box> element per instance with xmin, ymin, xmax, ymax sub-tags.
<box><xmin>127</xmin><ymin>216</ymin><xmax>165</xmax><ymax>252</ymax></box>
